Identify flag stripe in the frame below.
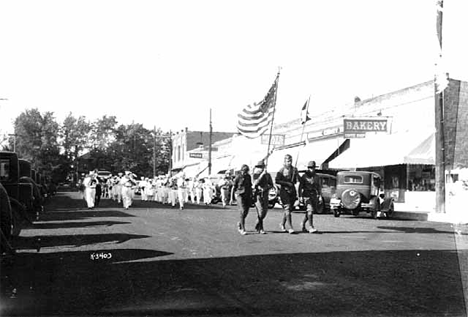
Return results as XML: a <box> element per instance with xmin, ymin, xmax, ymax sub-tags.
<box><xmin>237</xmin><ymin>74</ymin><xmax>279</xmax><ymax>139</ymax></box>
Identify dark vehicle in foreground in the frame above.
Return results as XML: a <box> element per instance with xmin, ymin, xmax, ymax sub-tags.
<box><xmin>329</xmin><ymin>171</ymin><xmax>394</xmax><ymax>218</ymax></box>
<box><xmin>268</xmin><ymin>171</ymin><xmax>337</xmax><ymax>213</ymax></box>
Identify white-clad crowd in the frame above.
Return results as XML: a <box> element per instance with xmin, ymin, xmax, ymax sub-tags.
<box><xmin>78</xmin><ymin>169</ymin><xmax>235</xmax><ymax>211</ymax></box>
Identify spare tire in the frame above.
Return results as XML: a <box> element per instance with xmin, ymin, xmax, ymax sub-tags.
<box><xmin>341</xmin><ymin>188</ymin><xmax>361</xmax><ymax>210</ymax></box>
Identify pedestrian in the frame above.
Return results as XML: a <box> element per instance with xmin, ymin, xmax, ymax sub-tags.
<box><xmin>218</xmin><ymin>171</ymin><xmax>234</xmax><ymax>207</ymax></box>
<box><xmin>275</xmin><ymin>154</ymin><xmax>300</xmax><ymax>234</ymax></box>
<box><xmin>120</xmin><ymin>171</ymin><xmax>136</xmax><ymax>209</ymax></box>
<box><xmin>298</xmin><ymin>161</ymin><xmax>321</xmax><ymax>233</ymax></box>
<box><xmin>232</xmin><ymin>164</ymin><xmax>252</xmax><ymax>235</ymax></box>
<box><xmin>83</xmin><ymin>171</ymin><xmax>97</xmax><ymax>209</ymax></box>
<box><xmin>252</xmin><ymin>160</ymin><xmax>274</xmax><ymax>234</ymax></box>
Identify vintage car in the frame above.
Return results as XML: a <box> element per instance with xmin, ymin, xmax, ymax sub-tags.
<box><xmin>268</xmin><ymin>171</ymin><xmax>337</xmax><ymax>213</ymax></box>
<box><xmin>329</xmin><ymin>171</ymin><xmax>394</xmax><ymax>218</ymax></box>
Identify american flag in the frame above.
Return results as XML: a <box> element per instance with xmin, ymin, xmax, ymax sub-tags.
<box><xmin>237</xmin><ymin>74</ymin><xmax>279</xmax><ymax>139</ymax></box>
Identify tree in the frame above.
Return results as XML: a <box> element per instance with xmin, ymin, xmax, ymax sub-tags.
<box><xmin>90</xmin><ymin>115</ymin><xmax>118</xmax><ymax>150</ymax></box>
<box><xmin>61</xmin><ymin>113</ymin><xmax>92</xmax><ymax>181</ymax></box>
<box><xmin>13</xmin><ymin>109</ymin><xmax>64</xmax><ymax>181</ymax></box>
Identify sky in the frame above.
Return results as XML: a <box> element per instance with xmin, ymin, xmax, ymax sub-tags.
<box><xmin>1</xmin><ymin>0</ymin><xmax>467</xmax><ymax>138</ymax></box>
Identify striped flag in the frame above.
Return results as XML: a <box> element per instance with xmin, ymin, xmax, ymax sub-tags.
<box><xmin>237</xmin><ymin>74</ymin><xmax>279</xmax><ymax>139</ymax></box>
<box><xmin>300</xmin><ymin>99</ymin><xmax>311</xmax><ymax>124</ymax></box>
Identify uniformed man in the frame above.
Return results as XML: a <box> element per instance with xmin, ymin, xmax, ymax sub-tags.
<box><xmin>252</xmin><ymin>160</ymin><xmax>274</xmax><ymax>234</ymax></box>
<box><xmin>176</xmin><ymin>172</ymin><xmax>187</xmax><ymax>210</ymax></box>
<box><xmin>218</xmin><ymin>171</ymin><xmax>234</xmax><ymax>207</ymax></box>
<box><xmin>83</xmin><ymin>171</ymin><xmax>98</xmax><ymax>209</ymax></box>
<box><xmin>120</xmin><ymin>171</ymin><xmax>137</xmax><ymax>209</ymax></box>
<box><xmin>275</xmin><ymin>154</ymin><xmax>300</xmax><ymax>234</ymax></box>
<box><xmin>298</xmin><ymin>161</ymin><xmax>321</xmax><ymax>233</ymax></box>
<box><xmin>232</xmin><ymin>164</ymin><xmax>252</xmax><ymax>235</ymax></box>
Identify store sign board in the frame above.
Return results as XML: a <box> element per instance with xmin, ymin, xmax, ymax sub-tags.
<box><xmin>344</xmin><ymin>133</ymin><xmax>366</xmax><ymax>139</ymax></box>
<box><xmin>344</xmin><ymin>118</ymin><xmax>388</xmax><ymax>133</ymax></box>
<box><xmin>189</xmin><ymin>152</ymin><xmax>203</xmax><ymax>159</ymax></box>
<box><xmin>261</xmin><ymin>134</ymin><xmax>285</xmax><ymax>146</ymax></box>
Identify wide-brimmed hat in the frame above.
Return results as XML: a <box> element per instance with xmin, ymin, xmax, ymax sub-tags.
<box><xmin>255</xmin><ymin>160</ymin><xmax>265</xmax><ymax>167</ymax></box>
<box><xmin>307</xmin><ymin>161</ymin><xmax>317</xmax><ymax>168</ymax></box>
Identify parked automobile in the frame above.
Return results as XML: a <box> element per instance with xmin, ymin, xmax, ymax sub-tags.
<box><xmin>329</xmin><ymin>171</ymin><xmax>394</xmax><ymax>218</ymax></box>
<box><xmin>268</xmin><ymin>170</ymin><xmax>337</xmax><ymax>213</ymax></box>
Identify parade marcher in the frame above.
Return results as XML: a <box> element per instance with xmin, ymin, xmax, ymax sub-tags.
<box><xmin>169</xmin><ymin>177</ymin><xmax>178</xmax><ymax>208</ymax></box>
<box><xmin>218</xmin><ymin>171</ymin><xmax>234</xmax><ymax>207</ymax></box>
<box><xmin>187</xmin><ymin>177</ymin><xmax>196</xmax><ymax>203</ymax></box>
<box><xmin>145</xmin><ymin>178</ymin><xmax>155</xmax><ymax>201</ymax></box>
<box><xmin>203</xmin><ymin>178</ymin><xmax>214</xmax><ymax>205</ymax></box>
<box><xmin>275</xmin><ymin>154</ymin><xmax>300</xmax><ymax>234</ymax></box>
<box><xmin>232</xmin><ymin>164</ymin><xmax>252</xmax><ymax>235</ymax></box>
<box><xmin>176</xmin><ymin>172</ymin><xmax>187</xmax><ymax>210</ymax></box>
<box><xmin>252</xmin><ymin>160</ymin><xmax>274</xmax><ymax>234</ymax></box>
<box><xmin>195</xmin><ymin>178</ymin><xmax>204</xmax><ymax>204</ymax></box>
<box><xmin>114</xmin><ymin>172</ymin><xmax>124</xmax><ymax>203</ymax></box>
<box><xmin>120</xmin><ymin>171</ymin><xmax>137</xmax><ymax>209</ymax></box>
<box><xmin>83</xmin><ymin>171</ymin><xmax>98</xmax><ymax>209</ymax></box>
<box><xmin>94</xmin><ymin>176</ymin><xmax>102</xmax><ymax>207</ymax></box>
<box><xmin>139</xmin><ymin>177</ymin><xmax>148</xmax><ymax>201</ymax></box>
<box><xmin>298</xmin><ymin>161</ymin><xmax>321</xmax><ymax>233</ymax></box>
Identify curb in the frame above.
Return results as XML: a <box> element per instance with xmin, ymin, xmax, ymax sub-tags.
<box><xmin>392</xmin><ymin>211</ymin><xmax>429</xmax><ymax>221</ymax></box>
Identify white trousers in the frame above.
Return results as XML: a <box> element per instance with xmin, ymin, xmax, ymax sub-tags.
<box><xmin>85</xmin><ymin>188</ymin><xmax>96</xmax><ymax>208</ymax></box>
<box><xmin>122</xmin><ymin>186</ymin><xmax>133</xmax><ymax>208</ymax></box>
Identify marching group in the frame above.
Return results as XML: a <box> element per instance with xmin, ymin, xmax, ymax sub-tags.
<box><xmin>78</xmin><ymin>153</ymin><xmax>323</xmax><ymax>236</ymax></box>
<box><xmin>78</xmin><ymin>170</ymin><xmax>233</xmax><ymax>211</ymax></box>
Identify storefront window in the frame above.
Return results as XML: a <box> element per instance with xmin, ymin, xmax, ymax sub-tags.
<box><xmin>408</xmin><ymin>165</ymin><xmax>435</xmax><ymax>191</ymax></box>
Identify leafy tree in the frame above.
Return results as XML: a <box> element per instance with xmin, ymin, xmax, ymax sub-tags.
<box><xmin>90</xmin><ymin>115</ymin><xmax>118</xmax><ymax>150</ymax></box>
<box><xmin>13</xmin><ymin>109</ymin><xmax>64</xmax><ymax>181</ymax></box>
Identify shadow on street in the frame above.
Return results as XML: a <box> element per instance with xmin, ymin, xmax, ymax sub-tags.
<box><xmin>1</xmin><ymin>249</ymin><xmax>466</xmax><ymax>317</ymax></box>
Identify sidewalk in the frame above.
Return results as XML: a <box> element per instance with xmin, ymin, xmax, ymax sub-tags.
<box><xmin>393</xmin><ymin>202</ymin><xmax>468</xmax><ymax>224</ymax></box>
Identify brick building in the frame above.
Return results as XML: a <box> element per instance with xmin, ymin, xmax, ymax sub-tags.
<box><xmin>171</xmin><ymin>128</ymin><xmax>235</xmax><ymax>170</ymax></box>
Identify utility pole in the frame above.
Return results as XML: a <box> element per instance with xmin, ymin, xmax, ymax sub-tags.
<box><xmin>153</xmin><ymin>126</ymin><xmax>156</xmax><ymax>178</ymax></box>
<box><xmin>434</xmin><ymin>0</ymin><xmax>446</xmax><ymax>214</ymax></box>
<box><xmin>208</xmin><ymin>109</ymin><xmax>212</xmax><ymax>175</ymax></box>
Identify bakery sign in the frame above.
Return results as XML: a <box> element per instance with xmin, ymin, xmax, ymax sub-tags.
<box><xmin>344</xmin><ymin>118</ymin><xmax>388</xmax><ymax>132</ymax></box>
<box><xmin>343</xmin><ymin>118</ymin><xmax>388</xmax><ymax>138</ymax></box>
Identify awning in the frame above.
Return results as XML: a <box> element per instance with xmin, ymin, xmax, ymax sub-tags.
<box><xmin>404</xmin><ymin>133</ymin><xmax>435</xmax><ymax>165</ymax></box>
<box><xmin>296</xmin><ymin>138</ymin><xmax>348</xmax><ymax>169</ymax></box>
<box><xmin>329</xmin><ymin>132</ymin><xmax>433</xmax><ymax>169</ymax></box>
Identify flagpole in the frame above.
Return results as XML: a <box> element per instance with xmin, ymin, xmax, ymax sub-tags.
<box><xmin>265</xmin><ymin>68</ymin><xmax>281</xmax><ymax>166</ymax></box>
<box><xmin>295</xmin><ymin>95</ymin><xmax>311</xmax><ymax>169</ymax></box>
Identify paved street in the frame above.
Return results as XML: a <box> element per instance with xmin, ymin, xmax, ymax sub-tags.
<box><xmin>1</xmin><ymin>191</ymin><xmax>467</xmax><ymax>317</ymax></box>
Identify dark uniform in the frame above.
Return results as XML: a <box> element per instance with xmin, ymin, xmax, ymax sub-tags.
<box><xmin>252</xmin><ymin>160</ymin><xmax>274</xmax><ymax>234</ymax></box>
<box><xmin>275</xmin><ymin>154</ymin><xmax>299</xmax><ymax>233</ymax></box>
<box><xmin>298</xmin><ymin>161</ymin><xmax>321</xmax><ymax>233</ymax></box>
<box><xmin>232</xmin><ymin>164</ymin><xmax>252</xmax><ymax>235</ymax></box>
